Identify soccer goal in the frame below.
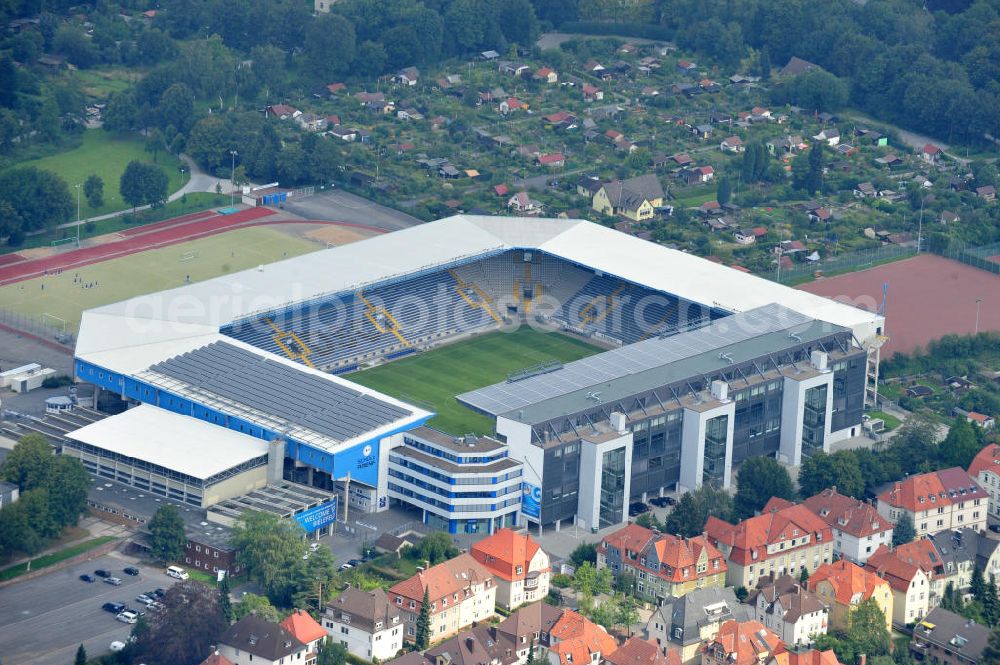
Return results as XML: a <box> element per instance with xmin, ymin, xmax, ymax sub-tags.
<box><xmin>51</xmin><ymin>237</ymin><xmax>79</xmax><ymax>249</ymax></box>
<box><xmin>179</xmin><ymin>250</ymin><xmax>200</xmax><ymax>263</ymax></box>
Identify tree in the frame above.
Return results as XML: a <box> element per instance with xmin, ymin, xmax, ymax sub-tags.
<box><xmin>45</xmin><ymin>456</ymin><xmax>89</xmax><ymax>529</ymax></box>
<box><xmin>135</xmin><ymin>580</ymin><xmax>227</xmax><ymax>665</ymax></box>
<box><xmin>664</xmin><ymin>485</ymin><xmax>736</xmax><ymax>537</ymax></box>
<box><xmin>120</xmin><ymin>161</ymin><xmax>169</xmax><ymax>211</ymax></box>
<box><xmin>316</xmin><ymin>639</ymin><xmax>348</xmax><ymax>665</ymax></box>
<box><xmin>797</xmin><ymin>450</ymin><xmax>865</xmax><ymax>499</ymax></box>
<box><xmin>149</xmin><ymin>504</ymin><xmax>186</xmax><ymax>564</ymax></box>
<box><xmin>847</xmin><ymin>598</ymin><xmax>891</xmax><ymax>658</ymax></box>
<box><xmin>571</xmin><ymin>562</ymin><xmax>613</xmax><ymax>597</ymax></box>
<box><xmin>892</xmin><ymin>512</ymin><xmax>916</xmax><ymax>547</ymax></box>
<box><xmin>158</xmin><ymin>83</ymin><xmax>195</xmax><ymax>134</ymax></box>
<box><xmin>102</xmin><ymin>92</ymin><xmax>138</xmax><ymax>133</ymax></box>
<box><xmin>0</xmin><ymin>433</ymin><xmax>53</xmax><ymax>491</ymax></box>
<box><xmin>525</xmin><ymin>640</ymin><xmax>538</xmax><ymax>665</ymax></box>
<box><xmin>0</xmin><ymin>55</ymin><xmax>17</xmax><ymax>109</ymax></box>
<box><xmin>304</xmin><ymin>14</ymin><xmax>356</xmax><ymax>76</ymax></box>
<box><xmin>83</xmin><ymin>174</ymin><xmax>104</xmax><ymax>208</ymax></box>
<box><xmin>980</xmin><ymin>628</ymin><xmax>1000</xmax><ymax>665</ymax></box>
<box><xmin>232</xmin><ymin>592</ymin><xmax>281</xmax><ymax>622</ymax></box>
<box><xmin>570</xmin><ymin>543</ymin><xmax>597</xmax><ymax>567</ymax></box>
<box><xmin>0</xmin><ymin>167</ymin><xmax>73</xmax><ymax>233</ymax></box>
<box><xmin>218</xmin><ymin>573</ymin><xmax>233</xmax><ymax>623</ymax></box>
<box><xmin>74</xmin><ymin>644</ymin><xmax>87</xmax><ymax>665</ymax></box>
<box><xmin>415</xmin><ymin>531</ymin><xmax>459</xmax><ymax>565</ymax></box>
<box><xmin>939</xmin><ymin>417</ymin><xmax>981</xmax><ymax>469</ymax></box>
<box><xmin>800</xmin><ymin>567</ymin><xmax>810</xmax><ymax>584</ymax></box>
<box><xmin>415</xmin><ymin>587</ymin><xmax>431</xmax><ymax>650</ymax></box>
<box><xmin>734</xmin><ymin>456</ymin><xmax>794</xmax><ymax>518</ymax></box>
<box><xmin>145</xmin><ymin>129</ymin><xmax>167</xmax><ymax>162</ymax></box>
<box><xmin>293</xmin><ymin>545</ymin><xmax>338</xmax><ymax>613</ymax></box>
<box><xmin>717</xmin><ymin>177</ymin><xmax>732</xmax><ymax>206</ymax></box>
<box><xmin>230</xmin><ymin>510</ymin><xmax>307</xmax><ymax>604</ymax></box>
<box><xmin>757</xmin><ymin>47</ymin><xmax>772</xmax><ymax>81</ymax></box>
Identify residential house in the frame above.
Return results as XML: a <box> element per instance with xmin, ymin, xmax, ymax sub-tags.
<box><xmin>721</xmin><ymin>136</ymin><xmax>744</xmax><ymax>153</ymax></box>
<box><xmin>373</xmin><ymin>533</ymin><xmax>414</xmax><ymax>557</ymax></box>
<box><xmin>496</xmin><ymin>602</ymin><xmax>563</xmax><ymax>657</ymax></box>
<box><xmin>968</xmin><ymin>444</ymin><xmax>1000</xmax><ymax>520</ymax></box>
<box><xmin>877</xmin><ymin>468</ymin><xmax>988</xmax><ymax>537</ymax></box>
<box><xmin>582</xmin><ymin>84</ymin><xmax>603</xmax><ymax>101</ymax></box>
<box><xmin>267</xmin><ymin>104</ymin><xmax>300</xmax><ymax>120</ymax></box>
<box><xmin>700</xmin><ymin>79</ymin><xmax>722</xmax><ymax>93</ymax></box>
<box><xmin>672</xmin><ymin>153</ymin><xmax>694</xmax><ymax>167</ymax></box>
<box><xmin>864</xmin><ymin>546</ymin><xmax>931</xmax><ymax>626</ymax></box>
<box><xmin>395</xmin><ymin>67</ymin><xmax>419</xmax><ymax>86</ymax></box>
<box><xmin>812</xmin><ymin>129</ymin><xmax>840</xmax><ymax>147</ymax></box>
<box><xmin>876</xmin><ymin>154</ymin><xmax>905</xmax><ymax>169</ymax></box>
<box><xmin>929</xmin><ymin>528</ymin><xmax>1000</xmax><ymax>595</ymax></box>
<box><xmin>751</xmin><ymin>107</ymin><xmax>772</xmax><ymax>120</ymax></box>
<box><xmin>544</xmin><ymin>111</ymin><xmax>577</xmax><ymax>128</ymax></box>
<box><xmin>705</xmin><ymin>498</ymin><xmax>834</xmax><ymax>590</ymax></box>
<box><xmin>281</xmin><ymin>610</ymin><xmax>326</xmax><ymax>665</ymax></box>
<box><xmin>577</xmin><ymin>176</ymin><xmax>603</xmax><ymax>197</ymax></box>
<box><xmin>694</xmin><ymin>165</ymin><xmax>715</xmax><ymax>183</ymax></box>
<box><xmin>423</xmin><ymin>625</ymin><xmax>521</xmax><ymax>665</ymax></box>
<box><xmin>356</xmin><ymin>91</ymin><xmax>394</xmax><ymax>114</ymax></box>
<box><xmin>388</xmin><ymin>552</ymin><xmax>496</xmax><ymax>643</ymax></box>
<box><xmin>808</xmin><ymin>208</ymin><xmax>832</xmax><ymax>224</ymax></box>
<box><xmin>328</xmin><ymin>127</ymin><xmax>357</xmax><ymax>142</ymax></box>
<box><xmin>500</xmin><ymin>62</ymin><xmax>531</xmax><ymax>77</ymax></box>
<box><xmin>508</xmin><ymin>192</ymin><xmax>543</xmax><ymax>216</ymax></box>
<box><xmin>583</xmin><ymin>61</ymin><xmax>606</xmax><ymax>75</ymax></box>
<box><xmin>692</xmin><ymin>124</ymin><xmax>713</xmax><ymax>139</ymax></box>
<box><xmin>768</xmin><ymin>650</ymin><xmax>841</xmax><ymax>665</ymax></box>
<box><xmin>606</xmin><ymin>638</ymin><xmax>681</xmax><ymax>665</ymax></box>
<box><xmin>734</xmin><ymin>229</ymin><xmax>757</xmax><ymax>245</ymax></box>
<box><xmin>534</xmin><ymin>67</ymin><xmax>558</xmax><ymax>83</ymax></box>
<box><xmin>499</xmin><ymin>98</ymin><xmax>526</xmax><ymax>114</ymax></box>
<box><xmin>216</xmin><ymin>615</ymin><xmax>307</xmax><ymax>665</ymax></box>
<box><xmin>597</xmin><ymin>523</ymin><xmax>727</xmax><ymax>602</ymax></box>
<box><xmin>645</xmin><ymin>587</ymin><xmax>750</xmax><ymax>665</ymax></box>
<box><xmin>940</xmin><ymin>211</ymin><xmax>960</xmax><ymax>225</ymax></box>
<box><xmin>397</xmin><ymin>108</ymin><xmax>423</xmax><ymax>121</ymax></box>
<box><xmin>911</xmin><ymin>608</ymin><xmax>992</xmax><ymax>665</ymax></box>
<box><xmin>537</xmin><ymin>153</ymin><xmax>566</xmax><ymax>168</ymax></box>
<box><xmin>295</xmin><ymin>113</ymin><xmax>327</xmax><ymax>132</ymax></box>
<box><xmin>750</xmin><ymin>575</ymin><xmax>828</xmax><ymax>647</ymax></box>
<box><xmin>890</xmin><ymin>539</ymin><xmax>955</xmax><ymax>607</ymax></box>
<box><xmin>470</xmin><ymin>528</ymin><xmax>551</xmax><ymax>611</ymax></box>
<box><xmin>854</xmin><ymin>182</ymin><xmax>877</xmax><ymax>198</ymax></box>
<box><xmin>677</xmin><ymin>60</ymin><xmax>698</xmax><ymax>75</ymax></box>
<box><xmin>767</xmin><ymin>136</ymin><xmax>805</xmax><ymax>156</ymax></box>
<box><xmin>326</xmin><ymin>114</ymin><xmax>341</xmax><ymax>127</ymax></box>
<box><xmin>324</xmin><ymin>587</ymin><xmax>403</xmax><ymax>661</ymax></box>
<box><xmin>807</xmin><ymin>560</ymin><xmax>893</xmax><ymax>632</ymax></box>
<box><xmin>802</xmin><ymin>488</ymin><xmax>894</xmax><ymax>564</ymax></box>
<box><xmin>199</xmin><ymin>652</ymin><xmax>236</xmax><ymax>665</ymax></box>
<box><xmin>977</xmin><ymin>185</ymin><xmax>997</xmax><ymax>201</ymax></box>
<box><xmin>702</xmin><ymin>620</ymin><xmax>785</xmax><ymax>665</ymax></box>
<box><xmin>921</xmin><ymin>144</ymin><xmax>942</xmax><ymax>164</ymax></box>
<box><xmin>547</xmin><ymin>610</ymin><xmax>618</xmax><ymax>665</ymax></box>
<box><xmin>592</xmin><ymin>174</ymin><xmax>665</xmax><ymax>222</ymax></box>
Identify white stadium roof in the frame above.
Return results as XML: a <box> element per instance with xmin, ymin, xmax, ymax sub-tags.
<box><xmin>76</xmin><ymin>215</ymin><xmax>883</xmax><ymax>376</ymax></box>
<box><xmin>67</xmin><ymin>404</ymin><xmax>269</xmax><ymax>480</ymax></box>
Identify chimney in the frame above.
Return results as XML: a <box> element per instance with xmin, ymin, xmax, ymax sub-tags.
<box><xmin>858</xmin><ymin>654</ymin><xmax>867</xmax><ymax>665</ymax></box>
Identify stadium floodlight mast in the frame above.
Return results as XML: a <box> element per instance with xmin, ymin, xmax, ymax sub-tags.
<box><xmin>230</xmin><ymin>149</ymin><xmax>238</xmax><ymax>208</ymax></box>
<box><xmin>75</xmin><ymin>182</ymin><xmax>81</xmax><ymax>246</ymax></box>
<box><xmin>975</xmin><ymin>298</ymin><xmax>982</xmax><ymax>335</ymax></box>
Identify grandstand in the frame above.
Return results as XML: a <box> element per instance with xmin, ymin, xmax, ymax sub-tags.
<box><xmin>72</xmin><ymin>215</ymin><xmax>886</xmax><ymax>534</ymax></box>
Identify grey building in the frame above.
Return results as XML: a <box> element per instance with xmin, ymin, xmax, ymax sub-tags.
<box><xmin>644</xmin><ymin>586</ymin><xmax>750</xmax><ymax>665</ymax></box>
<box><xmin>912</xmin><ymin>608</ymin><xmax>992</xmax><ymax>665</ymax></box>
<box><xmin>461</xmin><ymin>304</ymin><xmax>867</xmax><ymax>531</ymax></box>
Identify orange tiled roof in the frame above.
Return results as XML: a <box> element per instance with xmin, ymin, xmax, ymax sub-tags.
<box><xmin>605</xmin><ymin>637</ymin><xmax>680</xmax><ymax>665</ymax></box>
<box><xmin>280</xmin><ymin>609</ymin><xmax>327</xmax><ymax>645</ymax></box>
<box><xmin>550</xmin><ymin>611</ymin><xmax>618</xmax><ymax>665</ymax></box>
<box><xmin>878</xmin><ymin>468</ymin><xmax>987</xmax><ymax>512</ymax></box>
<box><xmin>706</xmin><ymin>501</ymin><xmax>831</xmax><ymax>566</ymax></box>
<box><xmin>892</xmin><ymin>539</ymin><xmax>945</xmax><ymax>578</ymax></box>
<box><xmin>969</xmin><ymin>444</ymin><xmax>1000</xmax><ymax>478</ymax></box>
<box><xmin>470</xmin><ymin>529</ymin><xmax>546</xmax><ymax>582</ymax></box>
<box><xmin>771</xmin><ymin>649</ymin><xmax>841</xmax><ymax>665</ymax></box>
<box><xmin>389</xmin><ymin>553</ymin><xmax>492</xmax><ymax>611</ymax></box>
<box><xmin>599</xmin><ymin>524</ymin><xmax>726</xmax><ymax>583</ymax></box>
<box><xmin>200</xmin><ymin>653</ymin><xmax>236</xmax><ymax>665</ymax></box>
<box><xmin>708</xmin><ymin>620</ymin><xmax>785</xmax><ymax>665</ymax></box>
<box><xmin>808</xmin><ymin>560</ymin><xmax>888</xmax><ymax>606</ymax></box>
<box><xmin>802</xmin><ymin>489</ymin><xmax>893</xmax><ymax>539</ymax></box>
<box><xmin>864</xmin><ymin>545</ymin><xmax>925</xmax><ymax>592</ymax></box>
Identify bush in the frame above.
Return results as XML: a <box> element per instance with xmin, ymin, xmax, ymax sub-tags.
<box><xmin>41</xmin><ymin>375</ymin><xmax>73</xmax><ymax>388</ymax></box>
<box><xmin>551</xmin><ymin>573</ymin><xmax>572</xmax><ymax>588</ymax></box>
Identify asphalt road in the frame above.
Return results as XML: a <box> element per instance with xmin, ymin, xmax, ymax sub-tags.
<box><xmin>281</xmin><ymin>189</ymin><xmax>422</xmax><ymax>233</ymax></box>
<box><xmin>0</xmin><ymin>552</ymin><xmax>178</xmax><ymax>665</ymax></box>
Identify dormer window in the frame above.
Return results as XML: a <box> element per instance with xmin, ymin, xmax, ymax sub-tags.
<box><xmin>920</xmin><ymin>497</ymin><xmax>926</xmax><ymax>504</ymax></box>
<box><xmin>930</xmin><ymin>496</ymin><xmax>936</xmax><ymax>503</ymax></box>
<box><xmin>516</xmin><ymin>566</ymin><xmax>523</xmax><ymax>575</ymax></box>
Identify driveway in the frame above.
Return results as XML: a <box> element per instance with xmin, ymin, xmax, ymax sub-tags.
<box><xmin>0</xmin><ymin>552</ymin><xmax>179</xmax><ymax>665</ymax></box>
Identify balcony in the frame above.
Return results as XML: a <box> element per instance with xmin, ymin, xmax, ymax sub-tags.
<box><xmin>525</xmin><ymin>573</ymin><xmax>540</xmax><ymax>589</ymax></box>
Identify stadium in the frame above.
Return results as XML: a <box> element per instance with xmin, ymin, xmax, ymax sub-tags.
<box><xmin>71</xmin><ymin>215</ymin><xmax>885</xmax><ymax>536</ymax></box>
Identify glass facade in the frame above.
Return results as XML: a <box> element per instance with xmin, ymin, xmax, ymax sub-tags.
<box><xmin>630</xmin><ymin>413</ymin><xmax>684</xmax><ymax>498</ymax></box>
<box><xmin>731</xmin><ymin>380</ymin><xmax>783</xmax><ymax>462</ymax></box>
<box><xmin>599</xmin><ymin>447</ymin><xmax>627</xmax><ymax>528</ymax></box>
<box><xmin>703</xmin><ymin>415</ymin><xmax>729</xmax><ymax>489</ymax></box>
<box><xmin>830</xmin><ymin>354</ymin><xmax>866</xmax><ymax>432</ymax></box>
<box><xmin>802</xmin><ymin>384</ymin><xmax>828</xmax><ymax>457</ymax></box>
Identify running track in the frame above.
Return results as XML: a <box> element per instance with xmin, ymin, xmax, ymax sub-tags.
<box><xmin>0</xmin><ymin>209</ymin><xmax>388</xmax><ymax>287</ymax></box>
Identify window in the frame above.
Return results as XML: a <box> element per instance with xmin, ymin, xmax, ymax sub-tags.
<box><xmin>341</xmin><ymin>627</ymin><xmax>349</xmax><ymax>635</ymax></box>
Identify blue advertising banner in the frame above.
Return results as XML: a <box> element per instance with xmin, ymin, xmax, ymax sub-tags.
<box><xmin>294</xmin><ymin>498</ymin><xmax>338</xmax><ymax>532</ymax></box>
<box><xmin>521</xmin><ymin>482</ymin><xmax>541</xmax><ymax>519</ymax></box>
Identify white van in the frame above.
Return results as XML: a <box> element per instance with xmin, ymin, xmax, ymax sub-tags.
<box><xmin>165</xmin><ymin>566</ymin><xmax>189</xmax><ymax>580</ymax></box>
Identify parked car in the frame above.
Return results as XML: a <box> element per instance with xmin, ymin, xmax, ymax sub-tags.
<box><xmin>116</xmin><ymin>610</ymin><xmax>139</xmax><ymax>624</ymax></box>
<box><xmin>650</xmin><ymin>496</ymin><xmax>676</xmax><ymax>507</ymax></box>
<box><xmin>147</xmin><ymin>601</ymin><xmax>165</xmax><ymax>612</ymax></box>
<box><xmin>104</xmin><ymin>577</ymin><xmax>123</xmax><ymax>586</ymax></box>
<box><xmin>94</xmin><ymin>569</ymin><xmax>111</xmax><ymax>578</ymax></box>
<box><xmin>990</xmin><ymin>524</ymin><xmax>1000</xmax><ymax>534</ymax></box>
<box><xmin>153</xmin><ymin>588</ymin><xmax>166</xmax><ymax>598</ymax></box>
<box><xmin>109</xmin><ymin>641</ymin><xmax>127</xmax><ymax>653</ymax></box>
<box><xmin>166</xmin><ymin>566</ymin><xmax>188</xmax><ymax>580</ymax></box>
<box><xmin>102</xmin><ymin>602</ymin><xmax>126</xmax><ymax>614</ymax></box>
<box><xmin>124</xmin><ymin>566</ymin><xmax>140</xmax><ymax>576</ymax></box>
<box><xmin>338</xmin><ymin>563</ymin><xmax>353</xmax><ymax>571</ymax></box>
<box><xmin>136</xmin><ymin>594</ymin><xmax>154</xmax><ymax>605</ymax></box>
<box><xmin>628</xmin><ymin>501</ymin><xmax>649</xmax><ymax>516</ymax></box>
<box><xmin>309</xmin><ymin>542</ymin><xmax>321</xmax><ymax>551</ymax></box>
<box><xmin>347</xmin><ymin>559</ymin><xmax>363</xmax><ymax>567</ymax></box>
<box><xmin>80</xmin><ymin>574</ymin><xmax>96</xmax><ymax>583</ymax></box>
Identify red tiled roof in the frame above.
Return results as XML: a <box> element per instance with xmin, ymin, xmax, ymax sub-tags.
<box><xmin>389</xmin><ymin>553</ymin><xmax>492</xmax><ymax>613</ymax></box>
<box><xmin>605</xmin><ymin>638</ymin><xmax>680</xmax><ymax>665</ymax></box>
<box><xmin>545</xmin><ymin>111</ymin><xmax>574</xmax><ymax>123</ymax></box>
<box><xmin>550</xmin><ymin>611</ymin><xmax>618</xmax><ymax>665</ymax></box>
<box><xmin>807</xmin><ymin>560</ymin><xmax>888</xmax><ymax>605</ymax></box>
<box><xmin>772</xmin><ymin>649</ymin><xmax>841</xmax><ymax>665</ymax></box>
<box><xmin>280</xmin><ymin>609</ymin><xmax>327</xmax><ymax>645</ymax></box>
<box><xmin>699</xmin><ymin>165</ymin><xmax>714</xmax><ymax>175</ymax></box>
<box><xmin>802</xmin><ymin>488</ymin><xmax>893</xmax><ymax>539</ymax></box>
<box><xmin>494</xmin><ymin>184</ymin><xmax>509</xmax><ymax>196</ymax></box>
<box><xmin>752</xmin><ymin>227</ymin><xmax>768</xmax><ymax>237</ymax></box>
<box><xmin>892</xmin><ymin>539</ymin><xmax>945</xmax><ymax>577</ymax></box>
<box><xmin>968</xmin><ymin>412</ymin><xmax>992</xmax><ymax>424</ymax></box>
<box><xmin>922</xmin><ymin>144</ymin><xmax>941</xmax><ymax>155</ymax></box>
<box><xmin>470</xmin><ymin>528</ymin><xmax>546</xmax><ymax>582</ymax></box>
<box><xmin>200</xmin><ymin>653</ymin><xmax>236</xmax><ymax>665</ymax></box>
<box><xmin>708</xmin><ymin>620</ymin><xmax>785</xmax><ymax>665</ymax></box>
<box><xmin>326</xmin><ymin>83</ymin><xmax>346</xmax><ymax>93</ymax></box>
<box><xmin>538</xmin><ymin>153</ymin><xmax>565</xmax><ymax>165</ymax></box>
<box><xmin>706</xmin><ymin>502</ymin><xmax>832</xmax><ymax>566</ymax></box>
<box><xmin>864</xmin><ymin>545</ymin><xmax>925</xmax><ymax>592</ymax></box>
<box><xmin>877</xmin><ymin>467</ymin><xmax>987</xmax><ymax>512</ymax></box>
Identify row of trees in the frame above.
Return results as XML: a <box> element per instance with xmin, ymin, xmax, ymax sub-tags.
<box><xmin>0</xmin><ymin>433</ymin><xmax>90</xmax><ymax>557</ymax></box>
<box><xmin>0</xmin><ymin>166</ymin><xmax>74</xmax><ymax>245</ymax></box>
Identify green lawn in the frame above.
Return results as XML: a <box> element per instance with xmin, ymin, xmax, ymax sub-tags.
<box><xmin>11</xmin><ymin>130</ymin><xmax>183</xmax><ymax>218</ymax></box>
<box><xmin>71</xmin><ymin>68</ymin><xmax>139</xmax><ymax>100</ymax></box>
<box><xmin>0</xmin><ymin>225</ymin><xmax>322</xmax><ymax>332</ymax></box>
<box><xmin>867</xmin><ymin>410</ymin><xmax>902</xmax><ymax>431</ymax></box>
<box><xmin>0</xmin><ymin>536</ymin><xmax>118</xmax><ymax>582</ymax></box>
<box><xmin>348</xmin><ymin>328</ymin><xmax>602</xmax><ymax>435</ymax></box>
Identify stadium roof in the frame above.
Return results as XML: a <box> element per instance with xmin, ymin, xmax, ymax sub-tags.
<box><xmin>136</xmin><ymin>340</ymin><xmax>429</xmax><ymax>452</ymax></box>
<box><xmin>458</xmin><ymin>304</ymin><xmax>851</xmax><ymax>424</ymax></box>
<box><xmin>66</xmin><ymin>404</ymin><xmax>269</xmax><ymax>480</ymax></box>
<box><xmin>76</xmin><ymin>216</ymin><xmax>883</xmax><ymax>376</ymax></box>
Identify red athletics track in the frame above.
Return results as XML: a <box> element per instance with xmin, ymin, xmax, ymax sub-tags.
<box><xmin>0</xmin><ymin>208</ymin><xmax>392</xmax><ymax>287</ymax></box>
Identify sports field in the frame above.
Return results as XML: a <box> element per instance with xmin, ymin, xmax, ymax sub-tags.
<box><xmin>348</xmin><ymin>328</ymin><xmax>602</xmax><ymax>435</ymax></box>
<box><xmin>0</xmin><ymin>226</ymin><xmax>321</xmax><ymax>333</ymax></box>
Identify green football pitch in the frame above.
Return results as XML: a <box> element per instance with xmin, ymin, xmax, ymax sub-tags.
<box><xmin>348</xmin><ymin>327</ymin><xmax>602</xmax><ymax>435</ymax></box>
<box><xmin>0</xmin><ymin>226</ymin><xmax>321</xmax><ymax>333</ymax></box>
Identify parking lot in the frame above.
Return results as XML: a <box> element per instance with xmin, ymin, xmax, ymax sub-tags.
<box><xmin>0</xmin><ymin>552</ymin><xmax>177</xmax><ymax>665</ymax></box>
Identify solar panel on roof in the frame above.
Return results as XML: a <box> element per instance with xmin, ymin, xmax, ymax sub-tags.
<box><xmin>150</xmin><ymin>341</ymin><xmax>411</xmax><ymax>442</ymax></box>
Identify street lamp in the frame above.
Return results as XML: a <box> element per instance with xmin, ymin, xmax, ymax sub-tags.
<box><xmin>74</xmin><ymin>183</ymin><xmax>81</xmax><ymax>247</ymax></box>
<box><xmin>975</xmin><ymin>298</ymin><xmax>982</xmax><ymax>335</ymax></box>
<box><xmin>230</xmin><ymin>150</ymin><xmax>238</xmax><ymax>208</ymax></box>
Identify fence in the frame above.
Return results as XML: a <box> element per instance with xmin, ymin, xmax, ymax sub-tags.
<box><xmin>759</xmin><ymin>244</ymin><xmax>918</xmax><ymax>285</ymax></box>
<box><xmin>934</xmin><ymin>240</ymin><xmax>1000</xmax><ymax>276</ymax></box>
<box><xmin>0</xmin><ymin>306</ymin><xmax>75</xmax><ymax>345</ymax></box>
